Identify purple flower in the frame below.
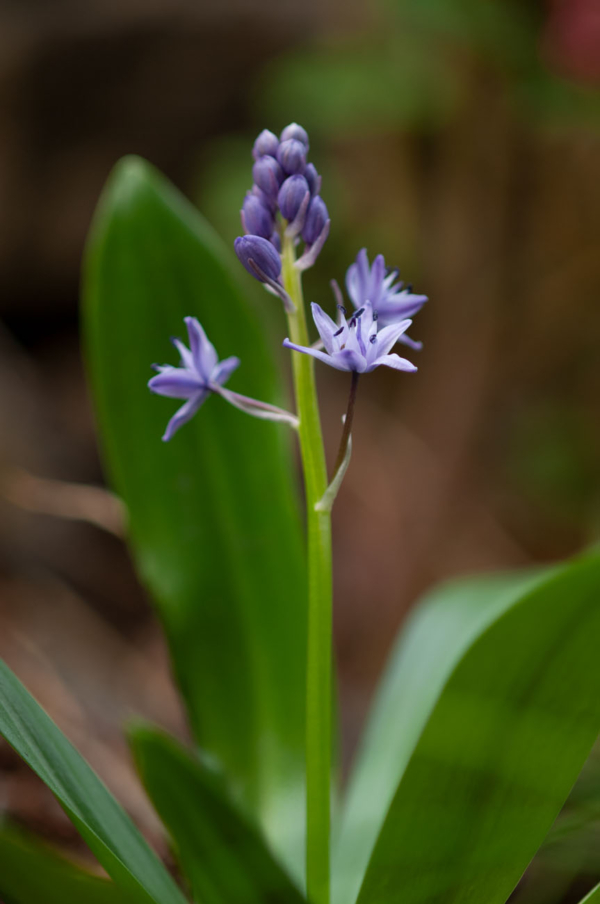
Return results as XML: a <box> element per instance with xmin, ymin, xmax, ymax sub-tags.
<box><xmin>280</xmin><ymin>123</ymin><xmax>309</xmax><ymax>149</ymax></box>
<box><xmin>277</xmin><ymin>139</ymin><xmax>307</xmax><ymax>175</ymax></box>
<box><xmin>234</xmin><ymin>235</ymin><xmax>294</xmax><ymax>313</ymax></box>
<box><xmin>252</xmin><ymin>155</ymin><xmax>284</xmax><ymax>202</ymax></box>
<box><xmin>304</xmin><ymin>163</ymin><xmax>321</xmax><ymax>196</ymax></box>
<box><xmin>241</xmin><ymin>192</ymin><xmax>273</xmax><ymax>238</ymax></box>
<box><xmin>238</xmin><ymin>123</ymin><xmax>328</xmax><ymax>277</ymax></box>
<box><xmin>251</xmin><ymin>184</ymin><xmax>275</xmax><ymax>211</ymax></box>
<box><xmin>295</xmin><ymin>195</ymin><xmax>330</xmax><ymax>271</ymax></box>
<box><xmin>253</xmin><ymin>129</ymin><xmax>279</xmax><ymax>159</ymax></box>
<box><xmin>234</xmin><ymin>234</ymin><xmax>282</xmax><ymax>282</ymax></box>
<box><xmin>149</xmin><ymin>317</ymin><xmax>240</xmax><ymax>441</ymax></box>
<box><xmin>346</xmin><ymin>249</ymin><xmax>428</xmax><ymax>328</ymax></box>
<box><xmin>283</xmin><ymin>301</ymin><xmax>417</xmax><ymax>374</ymax></box>
<box><xmin>149</xmin><ymin>318</ymin><xmax>299</xmax><ymax>439</ymax></box>
<box><xmin>302</xmin><ymin>195</ymin><xmax>328</xmax><ymax>245</ymax></box>
<box><xmin>278</xmin><ymin>174</ymin><xmax>310</xmax><ymax>226</ymax></box>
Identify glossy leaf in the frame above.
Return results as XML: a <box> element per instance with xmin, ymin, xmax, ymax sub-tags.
<box><xmin>82</xmin><ymin>157</ymin><xmax>306</xmax><ymax>874</ymax></box>
<box><xmin>334</xmin><ymin>554</ymin><xmax>600</xmax><ymax>904</ymax></box>
<box><xmin>130</xmin><ymin>725</ymin><xmax>306</xmax><ymax>904</ymax></box>
<box><xmin>0</xmin><ymin>827</ymin><xmax>135</xmax><ymax>904</ymax></box>
<box><xmin>0</xmin><ymin>658</ymin><xmax>186</xmax><ymax>904</ymax></box>
<box><xmin>577</xmin><ymin>882</ymin><xmax>600</xmax><ymax>904</ymax></box>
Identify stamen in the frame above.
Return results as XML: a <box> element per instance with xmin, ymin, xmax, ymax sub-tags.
<box><xmin>333</xmin><ymin>326</ymin><xmax>344</xmax><ymax>337</ymax></box>
<box><xmin>372</xmin><ymin>310</ymin><xmax>379</xmax><ymax>321</ymax></box>
<box><xmin>369</xmin><ymin>335</ymin><xmax>377</xmax><ymax>344</ymax></box>
<box><xmin>337</xmin><ymin>304</ymin><xmax>347</xmax><ymax>315</ymax></box>
<box><xmin>354</xmin><ymin>307</ymin><xmax>365</xmax><ymax>319</ymax></box>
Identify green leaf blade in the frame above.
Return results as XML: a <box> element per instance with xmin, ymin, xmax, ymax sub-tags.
<box><xmin>129</xmin><ymin>725</ymin><xmax>306</xmax><ymax>904</ymax></box>
<box><xmin>0</xmin><ymin>827</ymin><xmax>136</xmax><ymax>904</ymax></box>
<box><xmin>334</xmin><ymin>554</ymin><xmax>600</xmax><ymax>904</ymax></box>
<box><xmin>0</xmin><ymin>659</ymin><xmax>186</xmax><ymax>904</ymax></box>
<box><xmin>82</xmin><ymin>157</ymin><xmax>307</xmax><ymax>874</ymax></box>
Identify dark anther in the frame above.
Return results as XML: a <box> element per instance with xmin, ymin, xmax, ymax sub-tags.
<box><xmin>354</xmin><ymin>307</ymin><xmax>365</xmax><ymax>319</ymax></box>
<box><xmin>333</xmin><ymin>326</ymin><xmax>344</xmax><ymax>337</ymax></box>
<box><xmin>337</xmin><ymin>304</ymin><xmax>347</xmax><ymax>315</ymax></box>
<box><xmin>372</xmin><ymin>310</ymin><xmax>379</xmax><ymax>321</ymax></box>
<box><xmin>369</xmin><ymin>335</ymin><xmax>377</xmax><ymax>344</ymax></box>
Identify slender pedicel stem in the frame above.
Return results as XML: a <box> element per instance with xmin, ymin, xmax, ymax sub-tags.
<box><xmin>282</xmin><ymin>232</ymin><xmax>332</xmax><ymax>904</ymax></box>
<box><xmin>332</xmin><ymin>372</ymin><xmax>359</xmax><ymax>477</ymax></box>
<box><xmin>315</xmin><ymin>372</ymin><xmax>359</xmax><ymax>514</ymax></box>
<box><xmin>210</xmin><ymin>384</ymin><xmax>299</xmax><ymax>429</ymax></box>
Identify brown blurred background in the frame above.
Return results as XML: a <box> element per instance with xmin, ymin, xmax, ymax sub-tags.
<box><xmin>0</xmin><ymin>0</ymin><xmax>600</xmax><ymax>892</ymax></box>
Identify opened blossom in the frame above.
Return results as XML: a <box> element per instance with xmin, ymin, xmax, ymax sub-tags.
<box><xmin>283</xmin><ymin>301</ymin><xmax>417</xmax><ymax>374</ymax></box>
<box><xmin>149</xmin><ymin>317</ymin><xmax>298</xmax><ymax>441</ymax></box>
<box><xmin>346</xmin><ymin>248</ymin><xmax>427</xmax><ymax>347</ymax></box>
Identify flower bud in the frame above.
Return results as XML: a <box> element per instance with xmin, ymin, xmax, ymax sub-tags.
<box><xmin>241</xmin><ymin>192</ymin><xmax>273</xmax><ymax>238</ymax></box>
<box><xmin>280</xmin><ymin>123</ymin><xmax>309</xmax><ymax>150</ymax></box>
<box><xmin>251</xmin><ymin>184</ymin><xmax>275</xmax><ymax>211</ymax></box>
<box><xmin>277</xmin><ymin>139</ymin><xmax>306</xmax><ymax>176</ymax></box>
<box><xmin>252</xmin><ymin>129</ymin><xmax>279</xmax><ymax>160</ymax></box>
<box><xmin>252</xmin><ymin>155</ymin><xmax>284</xmax><ymax>201</ymax></box>
<box><xmin>304</xmin><ymin>163</ymin><xmax>321</xmax><ymax>196</ymax></box>
<box><xmin>234</xmin><ymin>235</ymin><xmax>282</xmax><ymax>282</ymax></box>
<box><xmin>278</xmin><ymin>175</ymin><xmax>310</xmax><ymax>223</ymax></box>
<box><xmin>302</xmin><ymin>195</ymin><xmax>329</xmax><ymax>245</ymax></box>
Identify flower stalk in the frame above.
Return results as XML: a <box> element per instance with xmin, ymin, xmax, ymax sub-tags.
<box><xmin>333</xmin><ymin>372</ymin><xmax>359</xmax><ymax>476</ymax></box>
<box><xmin>315</xmin><ymin>374</ymin><xmax>358</xmax><ymax>514</ymax></box>
<box><xmin>282</xmin><ymin>232</ymin><xmax>332</xmax><ymax>904</ymax></box>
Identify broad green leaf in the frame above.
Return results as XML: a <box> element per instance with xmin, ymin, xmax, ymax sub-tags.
<box><xmin>130</xmin><ymin>725</ymin><xmax>306</xmax><ymax>904</ymax></box>
<box><xmin>0</xmin><ymin>658</ymin><xmax>186</xmax><ymax>904</ymax></box>
<box><xmin>334</xmin><ymin>553</ymin><xmax>600</xmax><ymax>904</ymax></box>
<box><xmin>82</xmin><ymin>157</ymin><xmax>307</xmax><ymax>875</ymax></box>
<box><xmin>577</xmin><ymin>882</ymin><xmax>600</xmax><ymax>904</ymax></box>
<box><xmin>0</xmin><ymin>827</ymin><xmax>135</xmax><ymax>904</ymax></box>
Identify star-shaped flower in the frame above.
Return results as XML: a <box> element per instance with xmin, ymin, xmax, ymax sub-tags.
<box><xmin>283</xmin><ymin>301</ymin><xmax>417</xmax><ymax>374</ymax></box>
<box><xmin>148</xmin><ymin>317</ymin><xmax>239</xmax><ymax>441</ymax></box>
<box><xmin>346</xmin><ymin>248</ymin><xmax>427</xmax><ymax>337</ymax></box>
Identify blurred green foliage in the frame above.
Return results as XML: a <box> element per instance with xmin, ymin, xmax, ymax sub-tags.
<box><xmin>257</xmin><ymin>0</ymin><xmax>600</xmax><ymax>135</ymax></box>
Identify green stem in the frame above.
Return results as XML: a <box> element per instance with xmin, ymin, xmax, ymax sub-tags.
<box><xmin>282</xmin><ymin>233</ymin><xmax>332</xmax><ymax>904</ymax></box>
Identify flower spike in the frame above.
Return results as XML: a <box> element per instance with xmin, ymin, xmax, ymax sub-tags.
<box><xmin>235</xmin><ymin>122</ymin><xmax>329</xmax><ymax>290</ymax></box>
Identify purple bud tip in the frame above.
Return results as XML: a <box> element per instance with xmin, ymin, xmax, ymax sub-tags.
<box><xmin>241</xmin><ymin>192</ymin><xmax>274</xmax><ymax>238</ymax></box>
<box><xmin>304</xmin><ymin>162</ymin><xmax>321</xmax><ymax>195</ymax></box>
<box><xmin>280</xmin><ymin>123</ymin><xmax>309</xmax><ymax>150</ymax></box>
<box><xmin>278</xmin><ymin>175</ymin><xmax>310</xmax><ymax>222</ymax></box>
<box><xmin>234</xmin><ymin>235</ymin><xmax>282</xmax><ymax>283</ymax></box>
<box><xmin>252</xmin><ymin>129</ymin><xmax>279</xmax><ymax>160</ymax></box>
<box><xmin>302</xmin><ymin>195</ymin><xmax>329</xmax><ymax>245</ymax></box>
<box><xmin>252</xmin><ymin>155</ymin><xmax>284</xmax><ymax>201</ymax></box>
<box><xmin>277</xmin><ymin>139</ymin><xmax>307</xmax><ymax>176</ymax></box>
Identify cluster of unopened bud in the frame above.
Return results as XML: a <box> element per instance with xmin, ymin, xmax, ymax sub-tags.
<box><xmin>234</xmin><ymin>123</ymin><xmax>330</xmax><ymax>290</ymax></box>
